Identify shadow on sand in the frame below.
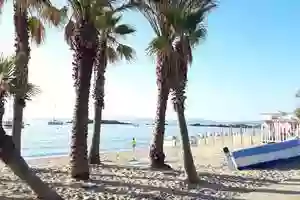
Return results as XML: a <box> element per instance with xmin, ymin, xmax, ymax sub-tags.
<box><xmin>1</xmin><ymin>162</ymin><xmax>300</xmax><ymax>199</ymax></box>
<box><xmin>0</xmin><ymin>196</ymin><xmax>32</xmax><ymax>200</ymax></box>
<box><xmin>41</xmin><ymin>163</ymin><xmax>300</xmax><ymax>199</ymax></box>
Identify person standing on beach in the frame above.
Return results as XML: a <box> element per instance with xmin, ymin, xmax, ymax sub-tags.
<box><xmin>132</xmin><ymin>137</ymin><xmax>136</xmax><ymax>160</ymax></box>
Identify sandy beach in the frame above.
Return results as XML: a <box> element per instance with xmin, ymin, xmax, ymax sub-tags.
<box><xmin>0</xmin><ymin>134</ymin><xmax>300</xmax><ymax>199</ymax></box>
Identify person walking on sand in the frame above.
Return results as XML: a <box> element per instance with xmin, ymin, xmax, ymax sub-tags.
<box><xmin>132</xmin><ymin>137</ymin><xmax>136</xmax><ymax>160</ymax></box>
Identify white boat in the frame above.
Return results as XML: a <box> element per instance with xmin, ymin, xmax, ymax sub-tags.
<box><xmin>224</xmin><ymin>138</ymin><xmax>300</xmax><ymax>170</ymax></box>
<box><xmin>48</xmin><ymin>104</ymin><xmax>63</xmax><ymax>125</ymax></box>
<box><xmin>224</xmin><ymin>112</ymin><xmax>300</xmax><ymax>170</ymax></box>
<box><xmin>48</xmin><ymin>119</ymin><xmax>63</xmax><ymax>125</ymax></box>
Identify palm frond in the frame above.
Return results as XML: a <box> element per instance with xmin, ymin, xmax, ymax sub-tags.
<box><xmin>0</xmin><ymin>54</ymin><xmax>15</xmax><ymax>81</ymax></box>
<box><xmin>114</xmin><ymin>1</ymin><xmax>138</xmax><ymax>13</ymax></box>
<box><xmin>146</xmin><ymin>35</ymin><xmax>171</xmax><ymax>56</ymax></box>
<box><xmin>28</xmin><ymin>16</ymin><xmax>45</xmax><ymax>45</ymax></box>
<box><xmin>106</xmin><ymin>46</ymin><xmax>119</xmax><ymax>63</ymax></box>
<box><xmin>64</xmin><ymin>19</ymin><xmax>75</xmax><ymax>48</ymax></box>
<box><xmin>16</xmin><ymin>0</ymin><xmax>52</xmax><ymax>13</ymax></box>
<box><xmin>129</xmin><ymin>0</ymin><xmax>162</xmax><ymax>36</ymax></box>
<box><xmin>23</xmin><ymin>83</ymin><xmax>41</xmax><ymax>100</ymax></box>
<box><xmin>40</xmin><ymin>5</ymin><xmax>68</xmax><ymax>28</ymax></box>
<box><xmin>113</xmin><ymin>24</ymin><xmax>135</xmax><ymax>35</ymax></box>
<box><xmin>67</xmin><ymin>0</ymin><xmax>82</xmax><ymax>21</ymax></box>
<box><xmin>9</xmin><ymin>82</ymin><xmax>41</xmax><ymax>100</ymax></box>
<box><xmin>187</xmin><ymin>26</ymin><xmax>206</xmax><ymax>47</ymax></box>
<box><xmin>116</xmin><ymin>44</ymin><xmax>135</xmax><ymax>62</ymax></box>
<box><xmin>0</xmin><ymin>54</ymin><xmax>15</xmax><ymax>94</ymax></box>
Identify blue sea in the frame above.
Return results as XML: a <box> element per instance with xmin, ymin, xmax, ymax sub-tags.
<box><xmin>4</xmin><ymin>118</ymin><xmax>260</xmax><ymax>159</ymax></box>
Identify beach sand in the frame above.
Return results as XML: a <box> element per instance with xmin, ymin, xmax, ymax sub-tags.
<box><xmin>0</xmin><ymin>134</ymin><xmax>300</xmax><ymax>199</ymax></box>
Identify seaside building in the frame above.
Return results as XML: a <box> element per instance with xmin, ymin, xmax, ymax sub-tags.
<box><xmin>260</xmin><ymin>111</ymin><xmax>299</xmax><ymax>143</ymax></box>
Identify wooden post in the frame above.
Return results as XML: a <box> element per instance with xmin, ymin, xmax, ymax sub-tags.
<box><xmin>250</xmin><ymin>126</ymin><xmax>254</xmax><ymax>145</ymax></box>
<box><xmin>230</xmin><ymin>127</ymin><xmax>234</xmax><ymax>146</ymax></box>
<box><xmin>261</xmin><ymin>123</ymin><xmax>264</xmax><ymax>143</ymax></box>
<box><xmin>240</xmin><ymin>127</ymin><xmax>243</xmax><ymax>146</ymax></box>
<box><xmin>221</xmin><ymin>128</ymin><xmax>225</xmax><ymax>145</ymax></box>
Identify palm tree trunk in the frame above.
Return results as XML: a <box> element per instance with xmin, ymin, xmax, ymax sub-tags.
<box><xmin>88</xmin><ymin>41</ymin><xmax>106</xmax><ymax>164</ymax></box>
<box><xmin>0</xmin><ymin>94</ymin><xmax>63</xmax><ymax>199</ymax></box>
<box><xmin>149</xmin><ymin>54</ymin><xmax>171</xmax><ymax>169</ymax></box>
<box><xmin>0</xmin><ymin>133</ymin><xmax>64</xmax><ymax>199</ymax></box>
<box><xmin>12</xmin><ymin>100</ymin><xmax>24</xmax><ymax>151</ymax></box>
<box><xmin>12</xmin><ymin>2</ymin><xmax>29</xmax><ymax>152</ymax></box>
<box><xmin>70</xmin><ymin>21</ymin><xmax>98</xmax><ymax>180</ymax></box>
<box><xmin>175</xmin><ymin>101</ymin><xmax>199</xmax><ymax>183</ymax></box>
<box><xmin>171</xmin><ymin>39</ymin><xmax>199</xmax><ymax>183</ymax></box>
<box><xmin>89</xmin><ymin>105</ymin><xmax>102</xmax><ymax>164</ymax></box>
<box><xmin>0</xmin><ymin>98</ymin><xmax>4</xmax><ymax>126</ymax></box>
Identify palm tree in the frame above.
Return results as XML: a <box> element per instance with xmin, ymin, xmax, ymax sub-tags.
<box><xmin>89</xmin><ymin>8</ymin><xmax>135</xmax><ymax>164</ymax></box>
<box><xmin>0</xmin><ymin>54</ymin><xmax>63</xmax><ymax>200</ymax></box>
<box><xmin>294</xmin><ymin>108</ymin><xmax>300</xmax><ymax>120</ymax></box>
<box><xmin>134</xmin><ymin>0</ymin><xmax>216</xmax><ymax>181</ymax></box>
<box><xmin>11</xmin><ymin>0</ymin><xmax>67</xmax><ymax>152</ymax></box>
<box><xmin>64</xmin><ymin>0</ymin><xmax>112</xmax><ymax>180</ymax></box>
<box><xmin>131</xmin><ymin>0</ymin><xmax>175</xmax><ymax>169</ymax></box>
<box><xmin>165</xmin><ymin>0</ymin><xmax>216</xmax><ymax>182</ymax></box>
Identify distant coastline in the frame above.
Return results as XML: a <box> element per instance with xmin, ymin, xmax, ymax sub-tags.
<box><xmin>145</xmin><ymin>123</ymin><xmax>168</xmax><ymax>126</ymax></box>
<box><xmin>66</xmin><ymin>119</ymin><xmax>137</xmax><ymax>126</ymax></box>
<box><xmin>189</xmin><ymin>123</ymin><xmax>261</xmax><ymax>128</ymax></box>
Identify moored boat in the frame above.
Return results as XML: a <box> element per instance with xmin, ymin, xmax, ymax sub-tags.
<box><xmin>224</xmin><ymin>111</ymin><xmax>300</xmax><ymax>170</ymax></box>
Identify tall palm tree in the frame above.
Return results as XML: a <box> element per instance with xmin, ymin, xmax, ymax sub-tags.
<box><xmin>0</xmin><ymin>54</ymin><xmax>63</xmax><ymax>200</ymax></box>
<box><xmin>134</xmin><ymin>0</ymin><xmax>216</xmax><ymax>181</ymax></box>
<box><xmin>165</xmin><ymin>0</ymin><xmax>216</xmax><ymax>182</ymax></box>
<box><xmin>11</xmin><ymin>0</ymin><xmax>67</xmax><ymax>152</ymax></box>
<box><xmin>64</xmin><ymin>0</ymin><xmax>111</xmax><ymax>180</ymax></box>
<box><xmin>89</xmin><ymin>8</ymin><xmax>135</xmax><ymax>164</ymax></box>
<box><xmin>131</xmin><ymin>0</ymin><xmax>175</xmax><ymax>169</ymax></box>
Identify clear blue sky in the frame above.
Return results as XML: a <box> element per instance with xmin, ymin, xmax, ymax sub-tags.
<box><xmin>0</xmin><ymin>0</ymin><xmax>300</xmax><ymax>121</ymax></box>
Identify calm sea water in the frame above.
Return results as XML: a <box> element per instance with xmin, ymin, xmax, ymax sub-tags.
<box><xmin>4</xmin><ymin>119</ymin><xmax>258</xmax><ymax>158</ymax></box>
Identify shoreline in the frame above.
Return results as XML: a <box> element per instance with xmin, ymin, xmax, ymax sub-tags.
<box><xmin>23</xmin><ymin>147</ymin><xmax>147</xmax><ymax>161</ymax></box>
<box><xmin>21</xmin><ymin>132</ymin><xmax>260</xmax><ymax>159</ymax></box>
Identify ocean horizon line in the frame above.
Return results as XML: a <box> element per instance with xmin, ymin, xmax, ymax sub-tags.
<box><xmin>21</xmin><ymin>117</ymin><xmax>263</xmax><ymax>124</ymax></box>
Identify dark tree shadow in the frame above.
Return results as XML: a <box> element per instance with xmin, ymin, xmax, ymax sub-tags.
<box><xmin>2</xmin><ymin>163</ymin><xmax>299</xmax><ymax>199</ymax></box>
<box><xmin>0</xmin><ymin>196</ymin><xmax>32</xmax><ymax>200</ymax></box>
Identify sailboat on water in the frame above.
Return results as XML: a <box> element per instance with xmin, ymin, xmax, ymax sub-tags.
<box><xmin>47</xmin><ymin>104</ymin><xmax>63</xmax><ymax>125</ymax></box>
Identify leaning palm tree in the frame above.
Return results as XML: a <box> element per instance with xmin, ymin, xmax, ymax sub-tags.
<box><xmin>64</xmin><ymin>0</ymin><xmax>111</xmax><ymax>180</ymax></box>
<box><xmin>0</xmin><ymin>54</ymin><xmax>63</xmax><ymax>200</ymax></box>
<box><xmin>131</xmin><ymin>0</ymin><xmax>175</xmax><ymax>169</ymax></box>
<box><xmin>89</xmin><ymin>8</ymin><xmax>136</xmax><ymax>164</ymax></box>
<box><xmin>11</xmin><ymin>0</ymin><xmax>67</xmax><ymax>152</ymax></box>
<box><xmin>165</xmin><ymin>0</ymin><xmax>216</xmax><ymax>182</ymax></box>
